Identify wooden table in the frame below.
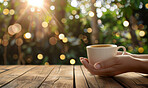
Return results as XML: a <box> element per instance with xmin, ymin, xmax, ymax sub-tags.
<box><xmin>0</xmin><ymin>65</ymin><xmax>148</xmax><ymax>88</ymax></box>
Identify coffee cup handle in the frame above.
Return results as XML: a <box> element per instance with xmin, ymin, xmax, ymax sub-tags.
<box><xmin>117</xmin><ymin>46</ymin><xmax>126</xmax><ymax>55</ymax></box>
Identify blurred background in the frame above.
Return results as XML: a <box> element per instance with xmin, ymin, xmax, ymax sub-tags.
<box><xmin>0</xmin><ymin>0</ymin><xmax>148</xmax><ymax>65</ymax></box>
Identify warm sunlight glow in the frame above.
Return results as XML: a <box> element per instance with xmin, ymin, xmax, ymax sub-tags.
<box><xmin>37</xmin><ymin>54</ymin><xmax>43</xmax><ymax>60</ymax></box>
<box><xmin>138</xmin><ymin>47</ymin><xmax>144</xmax><ymax>53</ymax></box>
<box><xmin>62</xmin><ymin>37</ymin><xmax>68</xmax><ymax>43</ymax></box>
<box><xmin>139</xmin><ymin>31</ymin><xmax>145</xmax><ymax>37</ymax></box>
<box><xmin>59</xmin><ymin>34</ymin><xmax>65</xmax><ymax>40</ymax></box>
<box><xmin>70</xmin><ymin>59</ymin><xmax>76</xmax><ymax>65</ymax></box>
<box><xmin>88</xmin><ymin>11</ymin><xmax>94</xmax><ymax>17</ymax></box>
<box><xmin>60</xmin><ymin>54</ymin><xmax>66</xmax><ymax>60</ymax></box>
<box><xmin>123</xmin><ymin>21</ymin><xmax>129</xmax><ymax>27</ymax></box>
<box><xmin>28</xmin><ymin>0</ymin><xmax>44</xmax><ymax>8</ymax></box>
<box><xmin>24</xmin><ymin>32</ymin><xmax>32</xmax><ymax>39</ymax></box>
<box><xmin>87</xmin><ymin>28</ymin><xmax>92</xmax><ymax>33</ymax></box>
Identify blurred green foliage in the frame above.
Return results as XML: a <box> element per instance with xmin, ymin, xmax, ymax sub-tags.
<box><xmin>0</xmin><ymin>0</ymin><xmax>148</xmax><ymax>65</ymax></box>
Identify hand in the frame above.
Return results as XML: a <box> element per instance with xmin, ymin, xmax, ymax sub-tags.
<box><xmin>117</xmin><ymin>51</ymin><xmax>132</xmax><ymax>55</ymax></box>
<box><xmin>80</xmin><ymin>55</ymin><xmax>141</xmax><ymax>76</ymax></box>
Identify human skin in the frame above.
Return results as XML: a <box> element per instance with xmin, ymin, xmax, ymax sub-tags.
<box><xmin>80</xmin><ymin>52</ymin><xmax>148</xmax><ymax>76</ymax></box>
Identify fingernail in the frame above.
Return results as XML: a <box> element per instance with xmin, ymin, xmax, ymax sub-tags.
<box><xmin>94</xmin><ymin>63</ymin><xmax>101</xmax><ymax>69</ymax></box>
<box><xmin>79</xmin><ymin>57</ymin><xmax>84</xmax><ymax>60</ymax></box>
<box><xmin>81</xmin><ymin>59</ymin><xmax>87</xmax><ymax>64</ymax></box>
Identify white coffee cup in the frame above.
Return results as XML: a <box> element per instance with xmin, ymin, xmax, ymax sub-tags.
<box><xmin>86</xmin><ymin>44</ymin><xmax>126</xmax><ymax>65</ymax></box>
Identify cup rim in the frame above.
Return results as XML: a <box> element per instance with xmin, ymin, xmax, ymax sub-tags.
<box><xmin>86</xmin><ymin>44</ymin><xmax>117</xmax><ymax>49</ymax></box>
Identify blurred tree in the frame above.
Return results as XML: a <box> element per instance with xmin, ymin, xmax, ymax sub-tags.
<box><xmin>90</xmin><ymin>0</ymin><xmax>100</xmax><ymax>44</ymax></box>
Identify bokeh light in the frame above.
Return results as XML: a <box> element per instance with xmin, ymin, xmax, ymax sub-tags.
<box><xmin>59</xmin><ymin>33</ymin><xmax>65</xmax><ymax>40</ymax></box>
<box><xmin>16</xmin><ymin>38</ymin><xmax>23</xmax><ymax>46</ymax></box>
<box><xmin>37</xmin><ymin>54</ymin><xmax>43</xmax><ymax>60</ymax></box>
<box><xmin>24</xmin><ymin>32</ymin><xmax>32</xmax><ymax>39</ymax></box>
<box><xmin>2</xmin><ymin>39</ymin><xmax>9</xmax><ymax>46</ymax></box>
<box><xmin>3</xmin><ymin>1</ymin><xmax>8</xmax><ymax>6</ymax></box>
<box><xmin>145</xmin><ymin>3</ymin><xmax>148</xmax><ymax>9</ymax></box>
<box><xmin>71</xmin><ymin>0</ymin><xmax>78</xmax><ymax>7</ymax></box>
<box><xmin>116</xmin><ymin>33</ymin><xmax>120</xmax><ymax>37</ymax></box>
<box><xmin>61</xmin><ymin>18</ymin><xmax>67</xmax><ymax>23</ymax></box>
<box><xmin>13</xmin><ymin>23</ymin><xmax>22</xmax><ymax>33</ymax></box>
<box><xmin>44</xmin><ymin>62</ymin><xmax>49</xmax><ymax>65</ymax></box>
<box><xmin>94</xmin><ymin>1</ymin><xmax>101</xmax><ymax>7</ymax></box>
<box><xmin>106</xmin><ymin>4</ymin><xmax>110</xmax><ymax>9</ymax></box>
<box><xmin>70</xmin><ymin>59</ymin><xmax>76</xmax><ymax>65</ymax></box>
<box><xmin>128</xmin><ymin>46</ymin><xmax>133</xmax><ymax>52</ymax></box>
<box><xmin>88</xmin><ymin>11</ymin><xmax>94</xmax><ymax>17</ymax></box>
<box><xmin>60</xmin><ymin>54</ymin><xmax>66</xmax><ymax>60</ymax></box>
<box><xmin>9</xmin><ymin>9</ymin><xmax>15</xmax><ymax>15</ymax></box>
<box><xmin>50</xmin><ymin>5</ymin><xmax>55</xmax><ymax>10</ymax></box>
<box><xmin>13</xmin><ymin>54</ymin><xmax>18</xmax><ymax>60</ymax></box>
<box><xmin>30</xmin><ymin>7</ymin><xmax>35</xmax><ymax>12</ymax></box>
<box><xmin>28</xmin><ymin>0</ymin><xmax>44</xmax><ymax>8</ymax></box>
<box><xmin>72</xmin><ymin>10</ymin><xmax>77</xmax><ymax>15</ymax></box>
<box><xmin>101</xmin><ymin>7</ymin><xmax>107</xmax><ymax>12</ymax></box>
<box><xmin>26</xmin><ymin>57</ymin><xmax>32</xmax><ymax>63</ymax></box>
<box><xmin>138</xmin><ymin>47</ymin><xmax>144</xmax><ymax>53</ymax></box>
<box><xmin>123</xmin><ymin>21</ymin><xmax>129</xmax><ymax>27</ymax></box>
<box><xmin>8</xmin><ymin>23</ymin><xmax>22</xmax><ymax>35</ymax></box>
<box><xmin>42</xmin><ymin>21</ymin><xmax>48</xmax><ymax>28</ymax></box>
<box><xmin>139</xmin><ymin>31</ymin><xmax>145</xmax><ymax>37</ymax></box>
<box><xmin>49</xmin><ymin>37</ymin><xmax>57</xmax><ymax>45</ymax></box>
<box><xmin>69</xmin><ymin>15</ymin><xmax>74</xmax><ymax>20</ymax></box>
<box><xmin>8</xmin><ymin>25</ymin><xmax>15</xmax><ymax>35</ymax></box>
<box><xmin>75</xmin><ymin>15</ymin><xmax>79</xmax><ymax>19</ymax></box>
<box><xmin>3</xmin><ymin>9</ymin><xmax>9</xmax><ymax>15</ymax></box>
<box><xmin>62</xmin><ymin>37</ymin><xmax>68</xmax><ymax>43</ymax></box>
<box><xmin>87</xmin><ymin>28</ymin><xmax>92</xmax><ymax>33</ymax></box>
<box><xmin>3</xmin><ymin>34</ymin><xmax>10</xmax><ymax>40</ymax></box>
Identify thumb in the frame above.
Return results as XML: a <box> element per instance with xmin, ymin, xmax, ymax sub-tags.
<box><xmin>94</xmin><ymin>57</ymin><xmax>118</xmax><ymax>69</ymax></box>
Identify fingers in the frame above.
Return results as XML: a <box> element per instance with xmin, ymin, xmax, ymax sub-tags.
<box><xmin>79</xmin><ymin>57</ymin><xmax>84</xmax><ymax>61</ymax></box>
<box><xmin>80</xmin><ymin>57</ymin><xmax>97</xmax><ymax>75</ymax></box>
<box><xmin>117</xmin><ymin>51</ymin><xmax>123</xmax><ymax>55</ymax></box>
<box><xmin>79</xmin><ymin>57</ymin><xmax>89</xmax><ymax>63</ymax></box>
<box><xmin>98</xmin><ymin>66</ymin><xmax>118</xmax><ymax>76</ymax></box>
<box><xmin>99</xmin><ymin>65</ymin><xmax>127</xmax><ymax>76</ymax></box>
<box><xmin>94</xmin><ymin>57</ymin><xmax>118</xmax><ymax>69</ymax></box>
<box><xmin>81</xmin><ymin>58</ymin><xmax>94</xmax><ymax>70</ymax></box>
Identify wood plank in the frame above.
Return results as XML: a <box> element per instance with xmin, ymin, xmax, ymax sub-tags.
<box><xmin>0</xmin><ymin>66</ymin><xmax>34</xmax><ymax>87</ymax></box>
<box><xmin>75</xmin><ymin>65</ymin><xmax>88</xmax><ymax>88</ymax></box>
<box><xmin>81</xmin><ymin>66</ymin><xmax>99</xmax><ymax>88</ymax></box>
<box><xmin>95</xmin><ymin>76</ymin><xmax>124</xmax><ymax>88</ymax></box>
<box><xmin>114</xmin><ymin>72</ymin><xmax>148</xmax><ymax>88</ymax></box>
<box><xmin>2</xmin><ymin>65</ymin><xmax>54</xmax><ymax>88</ymax></box>
<box><xmin>0</xmin><ymin>65</ymin><xmax>17</xmax><ymax>73</ymax></box>
<box><xmin>81</xmin><ymin>66</ymin><xmax>123</xmax><ymax>88</ymax></box>
<box><xmin>40</xmin><ymin>65</ymin><xmax>73</xmax><ymax>88</ymax></box>
<box><xmin>0</xmin><ymin>66</ymin><xmax>7</xmax><ymax>69</ymax></box>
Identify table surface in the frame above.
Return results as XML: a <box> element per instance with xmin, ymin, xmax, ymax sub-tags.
<box><xmin>0</xmin><ymin>65</ymin><xmax>148</xmax><ymax>88</ymax></box>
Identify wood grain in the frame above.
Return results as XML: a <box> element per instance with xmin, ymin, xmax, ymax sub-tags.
<box><xmin>81</xmin><ymin>66</ymin><xmax>123</xmax><ymax>88</ymax></box>
<box><xmin>0</xmin><ymin>66</ymin><xmax>34</xmax><ymax>87</ymax></box>
<box><xmin>0</xmin><ymin>65</ymin><xmax>148</xmax><ymax>88</ymax></box>
<box><xmin>114</xmin><ymin>72</ymin><xmax>148</xmax><ymax>88</ymax></box>
<box><xmin>81</xmin><ymin>66</ymin><xmax>99</xmax><ymax>88</ymax></box>
<box><xmin>40</xmin><ymin>65</ymin><xmax>73</xmax><ymax>88</ymax></box>
<box><xmin>75</xmin><ymin>65</ymin><xmax>88</xmax><ymax>88</ymax></box>
<box><xmin>0</xmin><ymin>65</ymin><xmax>17</xmax><ymax>73</ymax></box>
<box><xmin>2</xmin><ymin>65</ymin><xmax>54</xmax><ymax>88</ymax></box>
